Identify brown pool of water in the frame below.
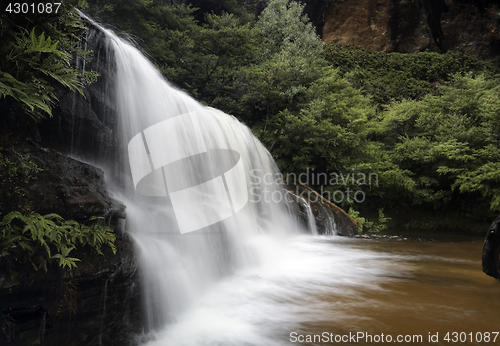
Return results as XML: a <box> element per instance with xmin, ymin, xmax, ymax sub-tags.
<box><xmin>296</xmin><ymin>232</ymin><xmax>500</xmax><ymax>345</ymax></box>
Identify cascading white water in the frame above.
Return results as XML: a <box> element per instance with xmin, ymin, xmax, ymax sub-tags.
<box><xmin>286</xmin><ymin>191</ymin><xmax>318</xmax><ymax>235</ymax></box>
<box><xmin>303</xmin><ymin>202</ymin><xmax>318</xmax><ymax>236</ymax></box>
<box><xmin>86</xmin><ymin>22</ymin><xmax>308</xmax><ymax>334</ymax></box>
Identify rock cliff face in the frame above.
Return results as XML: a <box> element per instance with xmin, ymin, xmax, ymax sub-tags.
<box><xmin>0</xmin><ymin>143</ymin><xmax>142</xmax><ymax>346</ymax></box>
<box><xmin>0</xmin><ymin>27</ymin><xmax>142</xmax><ymax>344</ymax></box>
<box><xmin>321</xmin><ymin>0</ymin><xmax>500</xmax><ymax>58</ymax></box>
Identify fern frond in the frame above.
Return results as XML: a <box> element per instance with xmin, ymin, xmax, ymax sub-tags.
<box><xmin>0</xmin><ymin>72</ymin><xmax>55</xmax><ymax>116</ymax></box>
<box><xmin>39</xmin><ymin>55</ymin><xmax>84</xmax><ymax>94</ymax></box>
<box><xmin>2</xmin><ymin>28</ymin><xmax>85</xmax><ymax>119</ymax></box>
<box><xmin>43</xmin><ymin>213</ymin><xmax>65</xmax><ymax>221</ymax></box>
<box><xmin>1</xmin><ymin>211</ymin><xmax>25</xmax><ymax>226</ymax></box>
<box><xmin>1</xmin><ymin>211</ymin><xmax>117</xmax><ymax>269</ymax></box>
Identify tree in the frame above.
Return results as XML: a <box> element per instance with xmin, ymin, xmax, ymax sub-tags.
<box><xmin>262</xmin><ymin>67</ymin><xmax>373</xmax><ymax>174</ymax></box>
<box><xmin>373</xmin><ymin>74</ymin><xmax>500</xmax><ymax>215</ymax></box>
<box><xmin>237</xmin><ymin>0</ymin><xmax>326</xmax><ymax>127</ymax></box>
<box><xmin>184</xmin><ymin>12</ymin><xmax>259</xmax><ymax>105</ymax></box>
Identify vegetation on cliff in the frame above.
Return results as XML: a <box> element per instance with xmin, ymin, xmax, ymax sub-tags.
<box><xmin>0</xmin><ymin>143</ymin><xmax>117</xmax><ymax>269</ymax></box>
<box><xmin>0</xmin><ymin>1</ymin><xmax>116</xmax><ymax>269</ymax></box>
<box><xmin>0</xmin><ymin>0</ymin><xmax>91</xmax><ymax>123</ymax></box>
<box><xmin>1</xmin><ymin>212</ymin><xmax>116</xmax><ymax>269</ymax></box>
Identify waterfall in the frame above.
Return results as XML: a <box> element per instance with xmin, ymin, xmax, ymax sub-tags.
<box><xmin>83</xmin><ymin>20</ymin><xmax>311</xmax><ymax>336</ymax></box>
<box><xmin>303</xmin><ymin>202</ymin><xmax>318</xmax><ymax>236</ymax></box>
<box><xmin>285</xmin><ymin>190</ymin><xmax>318</xmax><ymax>235</ymax></box>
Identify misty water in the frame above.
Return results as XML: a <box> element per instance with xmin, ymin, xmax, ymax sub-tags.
<box><xmin>81</xmin><ymin>18</ymin><xmax>500</xmax><ymax>346</ymax></box>
<box><xmin>138</xmin><ymin>232</ymin><xmax>499</xmax><ymax>346</ymax></box>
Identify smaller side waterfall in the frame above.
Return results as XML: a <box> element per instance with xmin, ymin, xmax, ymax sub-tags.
<box><xmin>285</xmin><ymin>190</ymin><xmax>319</xmax><ymax>235</ymax></box>
<box><xmin>303</xmin><ymin>201</ymin><xmax>319</xmax><ymax>235</ymax></box>
<box><xmin>319</xmin><ymin>202</ymin><xmax>338</xmax><ymax>235</ymax></box>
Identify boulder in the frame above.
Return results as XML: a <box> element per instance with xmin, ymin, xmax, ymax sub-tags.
<box><xmin>0</xmin><ymin>142</ymin><xmax>122</xmax><ymax>223</ymax></box>
<box><xmin>482</xmin><ymin>213</ymin><xmax>500</xmax><ymax>279</ymax></box>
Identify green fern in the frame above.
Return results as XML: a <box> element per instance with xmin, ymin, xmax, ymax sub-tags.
<box><xmin>0</xmin><ymin>72</ymin><xmax>55</xmax><ymax>116</ymax></box>
<box><xmin>1</xmin><ymin>26</ymin><xmax>85</xmax><ymax>121</ymax></box>
<box><xmin>0</xmin><ymin>212</ymin><xmax>117</xmax><ymax>270</ymax></box>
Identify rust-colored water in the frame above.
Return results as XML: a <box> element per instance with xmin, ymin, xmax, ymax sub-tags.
<box><xmin>296</xmin><ymin>233</ymin><xmax>500</xmax><ymax>345</ymax></box>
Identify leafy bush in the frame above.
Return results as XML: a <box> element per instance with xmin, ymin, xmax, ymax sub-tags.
<box><xmin>0</xmin><ymin>29</ymin><xmax>84</xmax><ymax>118</ymax></box>
<box><xmin>259</xmin><ymin>66</ymin><xmax>373</xmax><ymax>174</ymax></box>
<box><xmin>0</xmin><ymin>212</ymin><xmax>116</xmax><ymax>270</ymax></box>
<box><xmin>348</xmin><ymin>207</ymin><xmax>389</xmax><ymax>233</ymax></box>
<box><xmin>324</xmin><ymin>45</ymin><xmax>496</xmax><ymax>105</ymax></box>
<box><xmin>369</xmin><ymin>74</ymin><xmax>500</xmax><ymax>217</ymax></box>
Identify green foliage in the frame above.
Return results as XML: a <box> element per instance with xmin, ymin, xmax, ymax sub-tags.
<box><xmin>182</xmin><ymin>12</ymin><xmax>259</xmax><ymax>104</ymax></box>
<box><xmin>86</xmin><ymin>0</ymin><xmax>259</xmax><ymax>108</ymax></box>
<box><xmin>371</xmin><ymin>74</ymin><xmax>500</xmax><ymax>215</ymax></box>
<box><xmin>237</xmin><ymin>0</ymin><xmax>326</xmax><ymax>126</ymax></box>
<box><xmin>85</xmin><ymin>0</ymin><xmax>251</xmax><ymax>99</ymax></box>
<box><xmin>259</xmin><ymin>67</ymin><xmax>373</xmax><ymax>174</ymax></box>
<box><xmin>256</xmin><ymin>0</ymin><xmax>324</xmax><ymax>64</ymax></box>
<box><xmin>0</xmin><ymin>212</ymin><xmax>116</xmax><ymax>270</ymax></box>
<box><xmin>348</xmin><ymin>208</ymin><xmax>390</xmax><ymax>233</ymax></box>
<box><xmin>188</xmin><ymin>0</ymin><xmax>254</xmax><ymax>21</ymax></box>
<box><xmin>0</xmin><ymin>1</ymin><xmax>91</xmax><ymax>122</ymax></box>
<box><xmin>347</xmin><ymin>207</ymin><xmax>364</xmax><ymax>233</ymax></box>
<box><xmin>0</xmin><ymin>146</ymin><xmax>42</xmax><ymax>214</ymax></box>
<box><xmin>0</xmin><ymin>29</ymin><xmax>83</xmax><ymax>120</ymax></box>
<box><xmin>325</xmin><ymin>45</ymin><xmax>496</xmax><ymax>105</ymax></box>
<box><xmin>0</xmin><ymin>147</ymin><xmax>41</xmax><ymax>184</ymax></box>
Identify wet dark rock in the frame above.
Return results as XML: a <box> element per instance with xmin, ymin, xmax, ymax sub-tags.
<box><xmin>0</xmin><ymin>141</ymin><xmax>142</xmax><ymax>345</ymax></box>
<box><xmin>41</xmin><ymin>87</ymin><xmax>116</xmax><ymax>164</ymax></box>
<box><xmin>0</xmin><ymin>142</ymin><xmax>122</xmax><ymax>224</ymax></box>
<box><xmin>482</xmin><ymin>213</ymin><xmax>500</xmax><ymax>279</ymax></box>
<box><xmin>0</xmin><ymin>230</ymin><xmax>141</xmax><ymax>346</ymax></box>
<box><xmin>39</xmin><ymin>27</ymin><xmax>119</xmax><ymax>173</ymax></box>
